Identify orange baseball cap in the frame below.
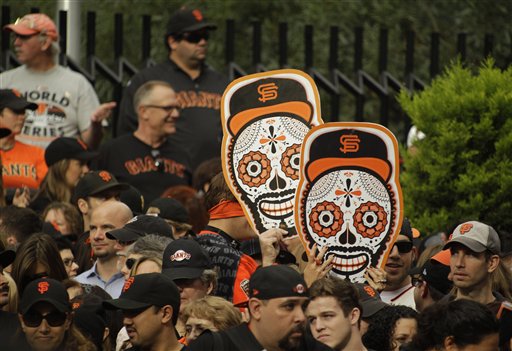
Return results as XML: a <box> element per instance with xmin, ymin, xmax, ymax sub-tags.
<box><xmin>4</xmin><ymin>14</ymin><xmax>58</xmax><ymax>41</ymax></box>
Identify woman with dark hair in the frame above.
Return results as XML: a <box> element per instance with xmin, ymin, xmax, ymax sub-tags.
<box><xmin>16</xmin><ymin>277</ymin><xmax>96</xmax><ymax>351</ymax></box>
<box><xmin>362</xmin><ymin>305</ymin><xmax>418</xmax><ymax>351</ymax></box>
<box><xmin>409</xmin><ymin>299</ymin><xmax>499</xmax><ymax>351</ymax></box>
<box><xmin>30</xmin><ymin>137</ymin><xmax>97</xmax><ymax>213</ymax></box>
<box><xmin>10</xmin><ymin>233</ymin><xmax>68</xmax><ymax>295</ymax></box>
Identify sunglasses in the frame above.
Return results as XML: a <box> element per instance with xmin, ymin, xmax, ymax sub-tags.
<box><xmin>180</xmin><ymin>31</ymin><xmax>209</xmax><ymax>43</ymax></box>
<box><xmin>394</xmin><ymin>241</ymin><xmax>413</xmax><ymax>254</ymax></box>
<box><xmin>22</xmin><ymin>311</ymin><xmax>68</xmax><ymax>327</ymax></box>
<box><xmin>125</xmin><ymin>258</ymin><xmax>136</xmax><ymax>270</ymax></box>
<box><xmin>14</xmin><ymin>33</ymin><xmax>38</xmax><ymax>41</ymax></box>
<box><xmin>151</xmin><ymin>149</ymin><xmax>165</xmax><ymax>173</ymax></box>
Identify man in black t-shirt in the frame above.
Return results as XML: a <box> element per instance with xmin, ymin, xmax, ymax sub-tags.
<box><xmin>117</xmin><ymin>7</ymin><xmax>228</xmax><ymax>170</ymax></box>
<box><xmin>97</xmin><ymin>81</ymin><xmax>191</xmax><ymax>202</ymax></box>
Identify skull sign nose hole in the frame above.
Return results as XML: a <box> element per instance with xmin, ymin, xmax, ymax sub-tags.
<box><xmin>338</xmin><ymin>228</ymin><xmax>357</xmax><ymax>245</ymax></box>
<box><xmin>269</xmin><ymin>172</ymin><xmax>287</xmax><ymax>191</ymax></box>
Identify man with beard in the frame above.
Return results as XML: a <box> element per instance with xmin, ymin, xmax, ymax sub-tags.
<box><xmin>188</xmin><ymin>265</ymin><xmax>332</xmax><ymax>351</ymax></box>
<box><xmin>306</xmin><ymin>277</ymin><xmax>370</xmax><ymax>351</ymax></box>
<box><xmin>380</xmin><ymin>218</ymin><xmax>417</xmax><ymax>309</ymax></box>
<box><xmin>75</xmin><ymin>201</ymin><xmax>133</xmax><ymax>297</ymax></box>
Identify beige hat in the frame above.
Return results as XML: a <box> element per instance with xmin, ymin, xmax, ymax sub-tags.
<box><xmin>444</xmin><ymin>221</ymin><xmax>501</xmax><ymax>255</ymax></box>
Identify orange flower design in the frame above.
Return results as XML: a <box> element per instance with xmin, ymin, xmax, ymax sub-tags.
<box><xmin>309</xmin><ymin>201</ymin><xmax>343</xmax><ymax>238</ymax></box>
<box><xmin>281</xmin><ymin>144</ymin><xmax>301</xmax><ymax>180</ymax></box>
<box><xmin>353</xmin><ymin>202</ymin><xmax>388</xmax><ymax>238</ymax></box>
<box><xmin>237</xmin><ymin>151</ymin><xmax>271</xmax><ymax>187</ymax></box>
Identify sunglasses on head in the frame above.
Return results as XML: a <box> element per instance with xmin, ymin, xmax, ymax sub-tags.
<box><xmin>125</xmin><ymin>258</ymin><xmax>137</xmax><ymax>270</ymax></box>
<box><xmin>22</xmin><ymin>311</ymin><xmax>68</xmax><ymax>327</ymax></box>
<box><xmin>151</xmin><ymin>149</ymin><xmax>165</xmax><ymax>173</ymax></box>
<box><xmin>180</xmin><ymin>31</ymin><xmax>209</xmax><ymax>43</ymax></box>
<box><xmin>394</xmin><ymin>241</ymin><xmax>413</xmax><ymax>254</ymax></box>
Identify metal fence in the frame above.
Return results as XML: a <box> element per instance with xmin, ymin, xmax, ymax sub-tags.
<box><xmin>1</xmin><ymin>6</ymin><xmax>510</xmax><ymax>140</ymax></box>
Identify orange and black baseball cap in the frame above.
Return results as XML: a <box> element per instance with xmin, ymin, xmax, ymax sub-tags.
<box><xmin>4</xmin><ymin>13</ymin><xmax>58</xmax><ymax>41</ymax></box>
<box><xmin>305</xmin><ymin>128</ymin><xmax>392</xmax><ymax>184</ymax></box>
<box><xmin>72</xmin><ymin>171</ymin><xmax>129</xmax><ymax>204</ymax></box>
<box><xmin>166</xmin><ymin>8</ymin><xmax>216</xmax><ymax>36</ymax></box>
<box><xmin>246</xmin><ymin>265</ymin><xmax>308</xmax><ymax>303</ymax></box>
<box><xmin>20</xmin><ymin>278</ymin><xmax>70</xmax><ymax>314</ymax></box>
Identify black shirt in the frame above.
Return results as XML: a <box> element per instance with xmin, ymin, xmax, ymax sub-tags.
<box><xmin>117</xmin><ymin>59</ymin><xmax>229</xmax><ymax>170</ymax></box>
<box><xmin>96</xmin><ymin>134</ymin><xmax>192</xmax><ymax>202</ymax></box>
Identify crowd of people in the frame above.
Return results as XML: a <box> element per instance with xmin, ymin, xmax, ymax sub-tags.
<box><xmin>0</xmin><ymin>6</ymin><xmax>511</xmax><ymax>351</ymax></box>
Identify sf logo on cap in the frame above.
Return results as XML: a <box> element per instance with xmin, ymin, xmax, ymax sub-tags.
<box><xmin>99</xmin><ymin>171</ymin><xmax>112</xmax><ymax>182</ymax></box>
<box><xmin>339</xmin><ymin>135</ymin><xmax>360</xmax><ymax>153</ymax></box>
<box><xmin>459</xmin><ymin>223</ymin><xmax>473</xmax><ymax>235</ymax></box>
<box><xmin>294</xmin><ymin>284</ymin><xmax>305</xmax><ymax>294</ymax></box>
<box><xmin>170</xmin><ymin>250</ymin><xmax>191</xmax><ymax>261</ymax></box>
<box><xmin>364</xmin><ymin>286</ymin><xmax>376</xmax><ymax>297</ymax></box>
<box><xmin>257</xmin><ymin>83</ymin><xmax>278</xmax><ymax>102</ymax></box>
<box><xmin>38</xmin><ymin>281</ymin><xmax>50</xmax><ymax>294</ymax></box>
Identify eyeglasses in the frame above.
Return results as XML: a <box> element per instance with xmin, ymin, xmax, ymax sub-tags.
<box><xmin>125</xmin><ymin>258</ymin><xmax>136</xmax><ymax>270</ymax></box>
<box><xmin>180</xmin><ymin>31</ymin><xmax>209</xmax><ymax>43</ymax></box>
<box><xmin>22</xmin><ymin>311</ymin><xmax>68</xmax><ymax>327</ymax></box>
<box><xmin>394</xmin><ymin>241</ymin><xmax>413</xmax><ymax>254</ymax></box>
<box><xmin>151</xmin><ymin>149</ymin><xmax>165</xmax><ymax>173</ymax></box>
<box><xmin>143</xmin><ymin>105</ymin><xmax>180</xmax><ymax>114</ymax></box>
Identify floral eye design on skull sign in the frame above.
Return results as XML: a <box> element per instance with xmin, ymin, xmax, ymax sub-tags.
<box><xmin>222</xmin><ymin>69</ymin><xmax>323</xmax><ymax>235</ymax></box>
<box><xmin>296</xmin><ymin>123</ymin><xmax>403</xmax><ymax>283</ymax></box>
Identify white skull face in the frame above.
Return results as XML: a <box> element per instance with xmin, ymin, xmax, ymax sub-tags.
<box><xmin>304</xmin><ymin>169</ymin><xmax>393</xmax><ymax>281</ymax></box>
<box><xmin>231</xmin><ymin>115</ymin><xmax>309</xmax><ymax>233</ymax></box>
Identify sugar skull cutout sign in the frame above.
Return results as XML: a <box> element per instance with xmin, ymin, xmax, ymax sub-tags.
<box><xmin>295</xmin><ymin>123</ymin><xmax>403</xmax><ymax>282</ymax></box>
<box><xmin>222</xmin><ymin>69</ymin><xmax>323</xmax><ymax>234</ymax></box>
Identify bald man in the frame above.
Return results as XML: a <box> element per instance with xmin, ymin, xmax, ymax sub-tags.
<box><xmin>75</xmin><ymin>201</ymin><xmax>133</xmax><ymax>297</ymax></box>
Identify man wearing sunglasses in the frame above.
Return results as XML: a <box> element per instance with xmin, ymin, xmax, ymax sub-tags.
<box><xmin>117</xmin><ymin>7</ymin><xmax>228</xmax><ymax>171</ymax></box>
<box><xmin>380</xmin><ymin>218</ymin><xmax>418</xmax><ymax>309</ymax></box>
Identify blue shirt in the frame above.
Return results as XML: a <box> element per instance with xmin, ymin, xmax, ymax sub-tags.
<box><xmin>75</xmin><ymin>261</ymin><xmax>125</xmax><ymax>298</ymax></box>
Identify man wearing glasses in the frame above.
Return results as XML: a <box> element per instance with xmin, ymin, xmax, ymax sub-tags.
<box><xmin>117</xmin><ymin>7</ymin><xmax>228</xmax><ymax>171</ymax></box>
<box><xmin>96</xmin><ymin>80</ymin><xmax>192</xmax><ymax>202</ymax></box>
<box><xmin>380</xmin><ymin>218</ymin><xmax>418</xmax><ymax>309</ymax></box>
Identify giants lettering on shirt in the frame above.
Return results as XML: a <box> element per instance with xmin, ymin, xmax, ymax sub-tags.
<box><xmin>124</xmin><ymin>156</ymin><xmax>186</xmax><ymax>177</ymax></box>
<box><xmin>176</xmin><ymin>91</ymin><xmax>221</xmax><ymax>109</ymax></box>
<box><xmin>2</xmin><ymin>163</ymin><xmax>37</xmax><ymax>180</ymax></box>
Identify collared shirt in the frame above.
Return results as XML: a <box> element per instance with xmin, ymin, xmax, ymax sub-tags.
<box><xmin>74</xmin><ymin>261</ymin><xmax>125</xmax><ymax>298</ymax></box>
<box><xmin>380</xmin><ymin>283</ymin><xmax>417</xmax><ymax>310</ymax></box>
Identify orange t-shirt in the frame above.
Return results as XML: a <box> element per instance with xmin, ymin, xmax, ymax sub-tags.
<box><xmin>1</xmin><ymin>141</ymin><xmax>48</xmax><ymax>189</ymax></box>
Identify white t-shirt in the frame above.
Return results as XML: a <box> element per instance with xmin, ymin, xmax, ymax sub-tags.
<box><xmin>0</xmin><ymin>65</ymin><xmax>99</xmax><ymax>148</ymax></box>
<box><xmin>380</xmin><ymin>283</ymin><xmax>417</xmax><ymax>310</ymax></box>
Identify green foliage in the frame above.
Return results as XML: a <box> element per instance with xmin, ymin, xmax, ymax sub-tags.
<box><xmin>398</xmin><ymin>59</ymin><xmax>512</xmax><ymax>233</ymax></box>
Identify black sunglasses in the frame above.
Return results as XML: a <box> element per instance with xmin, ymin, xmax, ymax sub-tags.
<box><xmin>151</xmin><ymin>149</ymin><xmax>165</xmax><ymax>173</ymax></box>
<box><xmin>181</xmin><ymin>31</ymin><xmax>209</xmax><ymax>43</ymax></box>
<box><xmin>394</xmin><ymin>241</ymin><xmax>413</xmax><ymax>254</ymax></box>
<box><xmin>22</xmin><ymin>311</ymin><xmax>68</xmax><ymax>327</ymax></box>
<box><xmin>125</xmin><ymin>258</ymin><xmax>136</xmax><ymax>270</ymax></box>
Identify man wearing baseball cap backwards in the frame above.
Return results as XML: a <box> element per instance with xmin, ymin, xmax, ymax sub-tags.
<box><xmin>117</xmin><ymin>7</ymin><xmax>228</xmax><ymax>171</ymax></box>
<box><xmin>189</xmin><ymin>265</ymin><xmax>331</xmax><ymax>351</ymax></box>
<box><xmin>443</xmin><ymin>220</ymin><xmax>505</xmax><ymax>315</ymax></box>
<box><xmin>104</xmin><ymin>273</ymin><xmax>186</xmax><ymax>351</ymax></box>
<box><xmin>1</xmin><ymin>13</ymin><xmax>115</xmax><ymax>150</ymax></box>
<box><xmin>17</xmin><ymin>277</ymin><xmax>96</xmax><ymax>351</ymax></box>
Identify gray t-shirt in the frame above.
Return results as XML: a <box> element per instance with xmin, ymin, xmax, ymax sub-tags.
<box><xmin>0</xmin><ymin>65</ymin><xmax>99</xmax><ymax>148</ymax></box>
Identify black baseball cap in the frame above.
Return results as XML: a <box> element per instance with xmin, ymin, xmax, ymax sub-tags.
<box><xmin>103</xmin><ymin>273</ymin><xmax>180</xmax><ymax>323</ymax></box>
<box><xmin>409</xmin><ymin>260</ymin><xmax>452</xmax><ymax>295</ymax></box>
<box><xmin>45</xmin><ymin>137</ymin><xmax>99</xmax><ymax>167</ymax></box>
<box><xmin>166</xmin><ymin>7</ymin><xmax>216</xmax><ymax>36</ymax></box>
<box><xmin>147</xmin><ymin>197</ymin><xmax>189</xmax><ymax>223</ymax></box>
<box><xmin>354</xmin><ymin>283</ymin><xmax>388</xmax><ymax>318</ymax></box>
<box><xmin>243</xmin><ymin>265</ymin><xmax>308</xmax><ymax>305</ymax></box>
<box><xmin>20</xmin><ymin>278</ymin><xmax>71</xmax><ymax>314</ymax></box>
<box><xmin>0</xmin><ymin>240</ymin><xmax>15</xmax><ymax>268</ymax></box>
<box><xmin>106</xmin><ymin>214</ymin><xmax>173</xmax><ymax>242</ymax></box>
<box><xmin>0</xmin><ymin>89</ymin><xmax>37</xmax><ymax>111</ymax></box>
<box><xmin>120</xmin><ymin>184</ymin><xmax>145</xmax><ymax>215</ymax></box>
<box><xmin>162</xmin><ymin>238</ymin><xmax>212</xmax><ymax>280</ymax></box>
<box><xmin>72</xmin><ymin>170</ymin><xmax>129</xmax><ymax>204</ymax></box>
